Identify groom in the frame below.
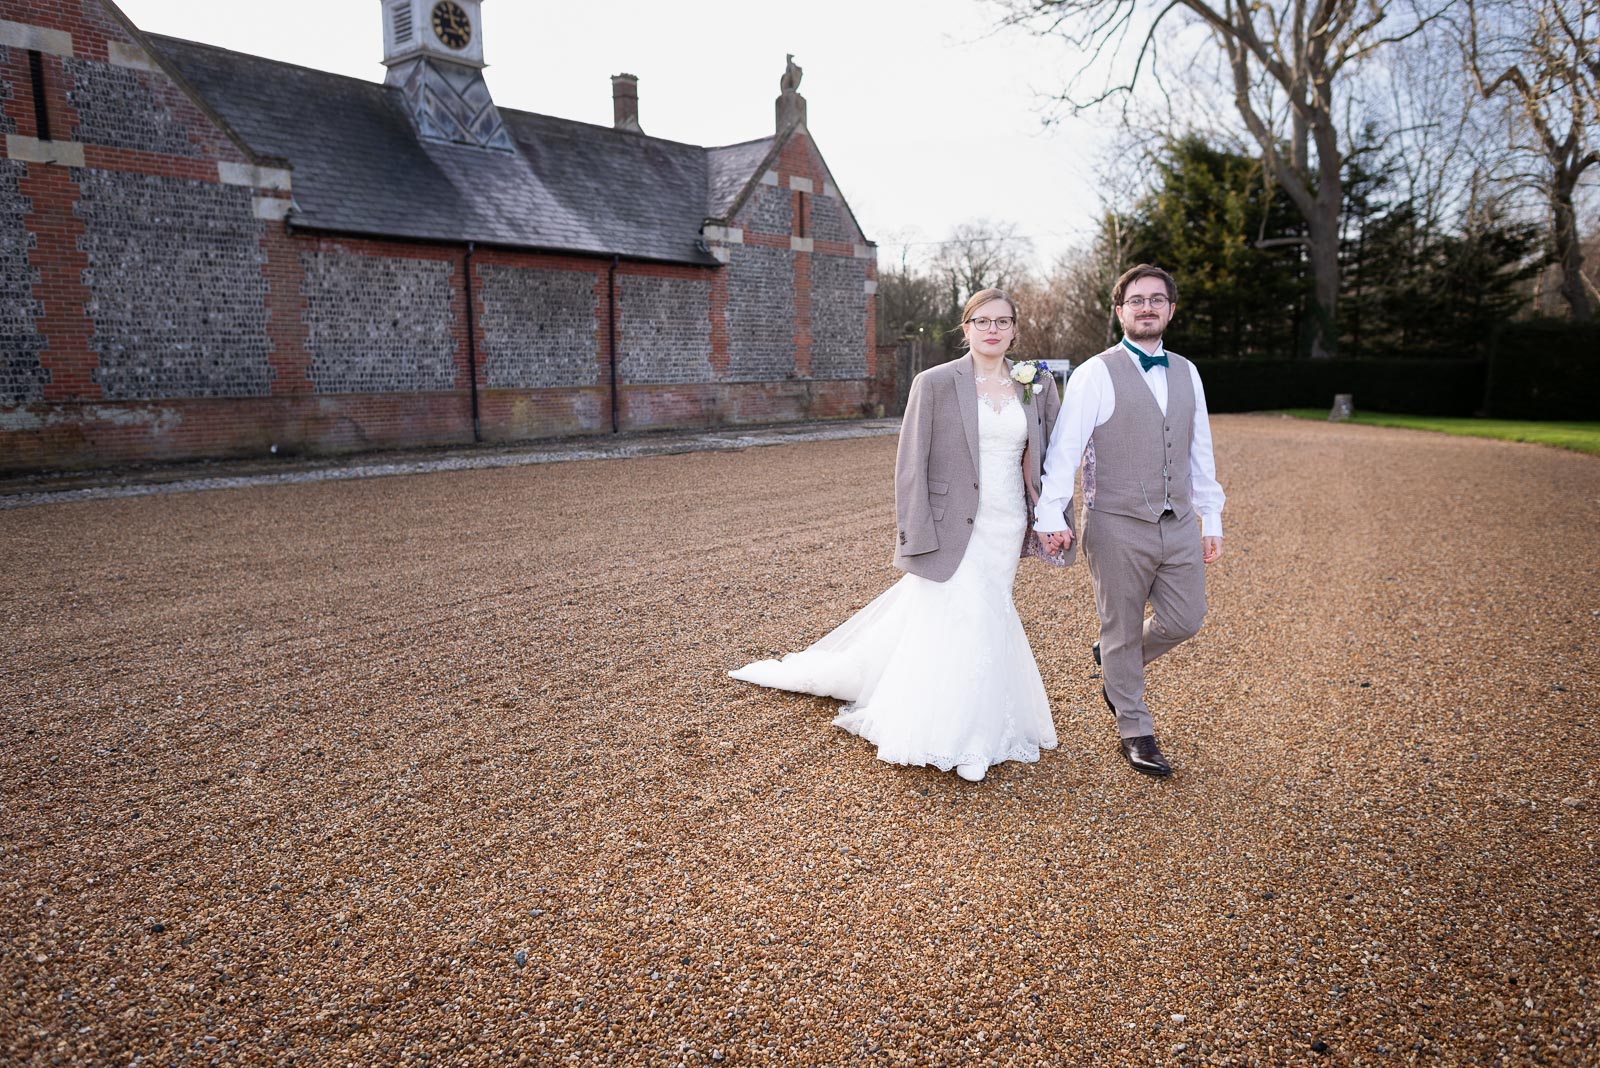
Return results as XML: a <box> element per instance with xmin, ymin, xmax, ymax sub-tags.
<box><xmin>1034</xmin><ymin>264</ymin><xmax>1225</xmax><ymax>777</ymax></box>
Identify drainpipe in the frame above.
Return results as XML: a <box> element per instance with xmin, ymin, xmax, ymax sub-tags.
<box><xmin>608</xmin><ymin>253</ymin><xmax>620</xmax><ymax>433</ymax></box>
<box><xmin>464</xmin><ymin>241</ymin><xmax>481</xmax><ymax>443</ymax></box>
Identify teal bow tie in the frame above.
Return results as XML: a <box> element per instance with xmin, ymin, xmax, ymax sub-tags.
<box><xmin>1122</xmin><ymin>338</ymin><xmax>1167</xmax><ymax>372</ymax></box>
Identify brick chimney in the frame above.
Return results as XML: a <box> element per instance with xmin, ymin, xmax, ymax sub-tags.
<box><xmin>611</xmin><ymin>73</ymin><xmax>642</xmax><ymax>133</ymax></box>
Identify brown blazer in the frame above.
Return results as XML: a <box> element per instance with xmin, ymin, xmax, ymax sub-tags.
<box><xmin>893</xmin><ymin>354</ymin><xmax>1073</xmax><ymax>582</ymax></box>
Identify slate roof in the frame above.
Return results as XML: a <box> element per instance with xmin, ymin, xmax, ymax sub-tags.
<box><xmin>147</xmin><ymin>35</ymin><xmax>761</xmax><ymax>266</ymax></box>
<box><xmin>706</xmin><ymin>137</ymin><xmax>776</xmax><ymax>219</ymax></box>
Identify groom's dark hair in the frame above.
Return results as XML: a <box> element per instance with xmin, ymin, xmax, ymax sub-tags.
<box><xmin>1111</xmin><ymin>264</ymin><xmax>1177</xmax><ymax>306</ymax></box>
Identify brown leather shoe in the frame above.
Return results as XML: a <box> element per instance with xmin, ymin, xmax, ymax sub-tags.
<box><xmin>1119</xmin><ymin>735</ymin><xmax>1172</xmax><ymax>777</ymax></box>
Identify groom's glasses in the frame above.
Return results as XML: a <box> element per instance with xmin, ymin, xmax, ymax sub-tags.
<box><xmin>966</xmin><ymin>316</ymin><xmax>1015</xmax><ymax>330</ymax></box>
<box><xmin>1120</xmin><ymin>295</ymin><xmax>1170</xmax><ymax>310</ymax></box>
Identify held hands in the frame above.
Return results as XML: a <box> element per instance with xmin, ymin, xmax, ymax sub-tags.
<box><xmin>1039</xmin><ymin>530</ymin><xmax>1074</xmax><ymax>555</ymax></box>
<box><xmin>1037</xmin><ymin>530</ymin><xmax>1217</xmax><ymax>560</ymax></box>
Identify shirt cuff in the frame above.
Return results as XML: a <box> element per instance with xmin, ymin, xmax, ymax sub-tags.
<box><xmin>1033</xmin><ymin>499</ymin><xmax>1070</xmax><ymax>533</ymax></box>
<box><xmin>1200</xmin><ymin>512</ymin><xmax>1223</xmax><ymax>538</ymax></box>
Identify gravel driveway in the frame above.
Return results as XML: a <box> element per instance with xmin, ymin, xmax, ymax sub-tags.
<box><xmin>2</xmin><ymin>415</ymin><xmax>1596</xmax><ymax>1065</ymax></box>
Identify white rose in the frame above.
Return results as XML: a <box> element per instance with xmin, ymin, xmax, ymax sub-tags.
<box><xmin>1012</xmin><ymin>363</ymin><xmax>1037</xmax><ymax>385</ymax></box>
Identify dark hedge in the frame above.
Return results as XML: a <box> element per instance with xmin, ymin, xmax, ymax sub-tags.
<box><xmin>1481</xmin><ymin>320</ymin><xmax>1600</xmax><ymax>421</ymax></box>
<box><xmin>1182</xmin><ymin>320</ymin><xmax>1598</xmax><ymax>419</ymax></box>
<box><xmin>1191</xmin><ymin>358</ymin><xmax>1487</xmax><ymax>416</ymax></box>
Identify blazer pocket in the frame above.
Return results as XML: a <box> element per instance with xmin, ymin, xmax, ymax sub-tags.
<box><xmin>931</xmin><ymin>506</ymin><xmax>945</xmax><ymax>522</ymax></box>
<box><xmin>928</xmin><ymin>480</ymin><xmax>949</xmax><ymax>495</ymax></box>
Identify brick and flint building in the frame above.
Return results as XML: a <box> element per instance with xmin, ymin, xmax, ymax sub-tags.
<box><xmin>0</xmin><ymin>0</ymin><xmax>880</xmax><ymax>471</ymax></box>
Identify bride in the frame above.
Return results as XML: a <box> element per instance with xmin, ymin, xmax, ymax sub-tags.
<box><xmin>730</xmin><ymin>289</ymin><xmax>1071</xmax><ymax>781</ymax></box>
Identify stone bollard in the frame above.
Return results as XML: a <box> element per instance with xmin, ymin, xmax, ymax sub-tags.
<box><xmin>1329</xmin><ymin>394</ymin><xmax>1353</xmax><ymax>421</ymax></box>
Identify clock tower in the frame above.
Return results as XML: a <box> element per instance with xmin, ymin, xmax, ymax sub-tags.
<box><xmin>381</xmin><ymin>0</ymin><xmax>513</xmax><ymax>151</ymax></box>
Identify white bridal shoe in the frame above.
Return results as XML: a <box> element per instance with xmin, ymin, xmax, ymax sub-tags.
<box><xmin>956</xmin><ymin>763</ymin><xmax>986</xmax><ymax>782</ymax></box>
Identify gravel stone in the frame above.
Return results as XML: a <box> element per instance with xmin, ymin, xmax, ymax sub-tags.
<box><xmin>1</xmin><ymin>414</ymin><xmax>1596</xmax><ymax>1065</ymax></box>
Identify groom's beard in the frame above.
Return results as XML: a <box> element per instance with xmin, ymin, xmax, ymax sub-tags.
<box><xmin>1122</xmin><ymin>316</ymin><xmax>1165</xmax><ymax>341</ymax></box>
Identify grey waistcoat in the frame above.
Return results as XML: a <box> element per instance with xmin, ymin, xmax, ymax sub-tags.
<box><xmin>1084</xmin><ymin>346</ymin><xmax>1196</xmax><ymax>523</ymax></box>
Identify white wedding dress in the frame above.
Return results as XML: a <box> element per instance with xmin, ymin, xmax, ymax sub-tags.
<box><xmin>730</xmin><ymin>389</ymin><xmax>1056</xmax><ymax>778</ymax></box>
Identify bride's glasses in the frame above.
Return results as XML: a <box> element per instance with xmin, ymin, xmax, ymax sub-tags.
<box><xmin>966</xmin><ymin>316</ymin><xmax>1015</xmax><ymax>331</ymax></box>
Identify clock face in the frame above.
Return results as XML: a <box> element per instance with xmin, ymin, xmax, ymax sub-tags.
<box><xmin>431</xmin><ymin>1</ymin><xmax>472</xmax><ymax>50</ymax></box>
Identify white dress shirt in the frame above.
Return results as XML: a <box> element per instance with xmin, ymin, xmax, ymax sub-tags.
<box><xmin>1033</xmin><ymin>341</ymin><xmax>1225</xmax><ymax>538</ymax></box>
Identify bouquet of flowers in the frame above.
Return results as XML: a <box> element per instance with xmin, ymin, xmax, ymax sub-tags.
<box><xmin>1010</xmin><ymin>360</ymin><xmax>1052</xmax><ymax>403</ymax></box>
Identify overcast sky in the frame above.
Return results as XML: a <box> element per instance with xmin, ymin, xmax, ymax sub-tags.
<box><xmin>113</xmin><ymin>0</ymin><xmax>1113</xmax><ymax>269</ymax></box>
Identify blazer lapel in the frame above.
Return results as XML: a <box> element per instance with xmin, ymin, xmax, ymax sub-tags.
<box><xmin>953</xmin><ymin>354</ymin><xmax>980</xmax><ymax>475</ymax></box>
<box><xmin>1016</xmin><ymin>369</ymin><xmax>1043</xmax><ymax>489</ymax></box>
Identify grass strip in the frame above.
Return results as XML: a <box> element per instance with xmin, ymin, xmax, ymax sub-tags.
<box><xmin>1278</xmin><ymin>410</ymin><xmax>1600</xmax><ymax>455</ymax></box>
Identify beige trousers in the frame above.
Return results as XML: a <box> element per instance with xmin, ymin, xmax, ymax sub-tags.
<box><xmin>1081</xmin><ymin>507</ymin><xmax>1207</xmax><ymax>739</ymax></box>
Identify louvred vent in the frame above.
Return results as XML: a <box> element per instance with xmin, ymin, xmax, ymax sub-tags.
<box><xmin>392</xmin><ymin>2</ymin><xmax>414</xmax><ymax>44</ymax></box>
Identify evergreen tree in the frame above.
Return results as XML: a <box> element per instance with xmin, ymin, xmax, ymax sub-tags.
<box><xmin>1125</xmin><ymin>137</ymin><xmax>1304</xmax><ymax>359</ymax></box>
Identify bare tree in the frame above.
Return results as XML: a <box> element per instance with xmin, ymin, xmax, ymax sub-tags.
<box><xmin>1011</xmin><ymin>245</ymin><xmax>1123</xmax><ymax>363</ymax></box>
<box><xmin>1467</xmin><ymin>0</ymin><xmax>1600</xmax><ymax>320</ymax></box>
<box><xmin>932</xmin><ymin>219</ymin><xmax>1036</xmax><ymax>313</ymax></box>
<box><xmin>875</xmin><ymin>265</ymin><xmax>948</xmax><ymax>344</ymax></box>
<box><xmin>1370</xmin><ymin>27</ymin><xmax>1504</xmax><ymax>234</ymax></box>
<box><xmin>1010</xmin><ymin>263</ymin><xmax>1083</xmax><ymax>364</ymax></box>
<box><xmin>1000</xmin><ymin>0</ymin><xmax>1444</xmax><ymax>358</ymax></box>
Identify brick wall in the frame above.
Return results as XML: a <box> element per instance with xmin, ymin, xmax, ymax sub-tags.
<box><xmin>0</xmin><ymin>43</ymin><xmax>16</xmax><ymax>134</ymax></box>
<box><xmin>739</xmin><ymin>179</ymin><xmax>792</xmax><ymax>235</ymax></box>
<box><xmin>0</xmin><ymin>0</ymin><xmax>879</xmax><ymax>472</ymax></box>
<box><xmin>727</xmin><ymin>177</ymin><xmax>800</xmax><ymax>385</ymax></box>
<box><xmin>809</xmin><ymin>192</ymin><xmax>852</xmax><ymax>244</ymax></box>
<box><xmin>478</xmin><ymin>263</ymin><xmax>599</xmax><ymax>389</ymax></box>
<box><xmin>808</xmin><ymin>254</ymin><xmax>868</xmax><ymax>380</ymax></box>
<box><xmin>617</xmin><ymin>272</ymin><xmax>713</xmax><ymax>385</ymax></box>
<box><xmin>300</xmin><ymin>248</ymin><xmax>457</xmax><ymax>394</ymax></box>
<box><xmin>617</xmin><ymin>378</ymin><xmax>869</xmax><ymax>431</ymax></box>
<box><xmin>77</xmin><ymin>169</ymin><xmax>271</xmax><ymax>398</ymax></box>
<box><xmin>723</xmin><ymin>243</ymin><xmax>795</xmax><ymax>380</ymax></box>
<box><xmin>64</xmin><ymin>55</ymin><xmax>199</xmax><ymax>155</ymax></box>
<box><xmin>1</xmin><ymin>158</ymin><xmax>48</xmax><ymax>404</ymax></box>
<box><xmin>260</xmin><ymin>213</ymin><xmax>309</xmax><ymax>397</ymax></box>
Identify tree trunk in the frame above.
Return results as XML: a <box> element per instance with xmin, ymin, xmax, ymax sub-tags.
<box><xmin>1552</xmin><ymin>172</ymin><xmax>1595</xmax><ymax>321</ymax></box>
<box><xmin>1305</xmin><ymin>128</ymin><xmax>1344</xmax><ymax>360</ymax></box>
<box><xmin>1307</xmin><ymin>214</ymin><xmax>1341</xmax><ymax>359</ymax></box>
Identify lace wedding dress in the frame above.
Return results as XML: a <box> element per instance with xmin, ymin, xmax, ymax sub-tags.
<box><xmin>730</xmin><ymin>385</ymin><xmax>1056</xmax><ymax>780</ymax></box>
